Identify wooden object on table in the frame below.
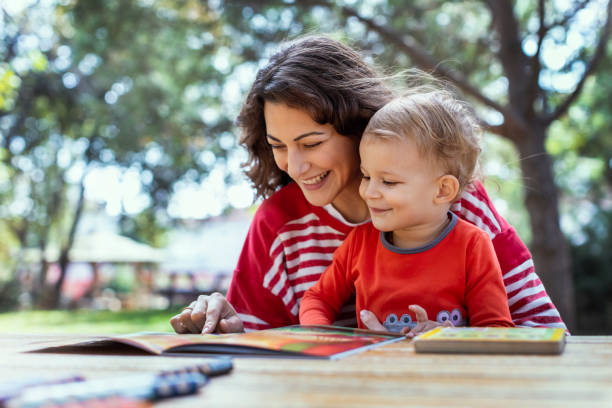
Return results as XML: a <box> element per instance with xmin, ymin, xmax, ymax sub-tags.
<box><xmin>1</xmin><ymin>333</ymin><xmax>611</xmax><ymax>407</ymax></box>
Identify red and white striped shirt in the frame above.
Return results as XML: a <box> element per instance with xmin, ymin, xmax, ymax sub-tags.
<box><xmin>226</xmin><ymin>181</ymin><xmax>567</xmax><ymax>332</ymax></box>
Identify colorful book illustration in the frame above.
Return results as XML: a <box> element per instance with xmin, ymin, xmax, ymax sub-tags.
<box><xmin>413</xmin><ymin>326</ymin><xmax>566</xmax><ymax>354</ymax></box>
<box><xmin>32</xmin><ymin>325</ymin><xmax>404</xmax><ymax>360</ymax></box>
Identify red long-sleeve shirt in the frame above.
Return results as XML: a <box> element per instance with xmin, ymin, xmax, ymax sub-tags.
<box><xmin>300</xmin><ymin>213</ymin><xmax>514</xmax><ymax>330</ymax></box>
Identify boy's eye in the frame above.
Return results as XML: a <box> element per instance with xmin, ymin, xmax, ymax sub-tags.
<box><xmin>361</xmin><ymin>175</ymin><xmax>370</xmax><ymax>180</ymax></box>
<box><xmin>383</xmin><ymin>180</ymin><xmax>397</xmax><ymax>186</ymax></box>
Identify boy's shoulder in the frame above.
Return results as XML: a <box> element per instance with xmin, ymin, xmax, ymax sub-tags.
<box><xmin>343</xmin><ymin>221</ymin><xmax>378</xmax><ymax>244</ymax></box>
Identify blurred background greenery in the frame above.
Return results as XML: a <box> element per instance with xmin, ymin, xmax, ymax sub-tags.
<box><xmin>1</xmin><ymin>0</ymin><xmax>611</xmax><ymax>334</ymax></box>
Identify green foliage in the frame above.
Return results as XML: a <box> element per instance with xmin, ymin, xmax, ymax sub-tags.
<box><xmin>572</xmin><ymin>209</ymin><xmax>612</xmax><ymax>333</ymax></box>
<box><xmin>0</xmin><ymin>308</ymin><xmax>183</xmax><ymax>334</ymax></box>
<box><xmin>0</xmin><ymin>279</ymin><xmax>21</xmax><ymax>312</ymax></box>
<box><xmin>0</xmin><ymin>1</ymin><xmax>242</xmax><ymax>283</ymax></box>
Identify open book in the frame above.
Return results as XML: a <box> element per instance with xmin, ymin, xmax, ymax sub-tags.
<box><xmin>413</xmin><ymin>327</ymin><xmax>566</xmax><ymax>354</ymax></box>
<box><xmin>32</xmin><ymin>325</ymin><xmax>404</xmax><ymax>360</ymax></box>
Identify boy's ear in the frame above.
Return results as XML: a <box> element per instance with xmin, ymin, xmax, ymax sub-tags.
<box><xmin>434</xmin><ymin>175</ymin><xmax>460</xmax><ymax>204</ymax></box>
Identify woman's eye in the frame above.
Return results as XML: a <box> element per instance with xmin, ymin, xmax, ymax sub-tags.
<box><xmin>383</xmin><ymin>180</ymin><xmax>397</xmax><ymax>186</ymax></box>
<box><xmin>304</xmin><ymin>142</ymin><xmax>322</xmax><ymax>149</ymax></box>
<box><xmin>361</xmin><ymin>175</ymin><xmax>370</xmax><ymax>180</ymax></box>
<box><xmin>269</xmin><ymin>144</ymin><xmax>285</xmax><ymax>150</ymax></box>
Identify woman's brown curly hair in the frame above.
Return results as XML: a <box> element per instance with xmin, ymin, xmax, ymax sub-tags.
<box><xmin>236</xmin><ymin>35</ymin><xmax>394</xmax><ymax>199</ymax></box>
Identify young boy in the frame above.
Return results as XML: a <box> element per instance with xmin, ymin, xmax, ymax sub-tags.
<box><xmin>299</xmin><ymin>89</ymin><xmax>514</xmax><ymax>337</ymax></box>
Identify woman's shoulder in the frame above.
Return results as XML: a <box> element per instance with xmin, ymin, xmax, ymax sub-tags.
<box><xmin>453</xmin><ymin>180</ymin><xmax>510</xmax><ymax>238</ymax></box>
<box><xmin>253</xmin><ymin>182</ymin><xmax>353</xmax><ymax>235</ymax></box>
<box><xmin>256</xmin><ymin>182</ymin><xmax>308</xmax><ymax>219</ymax></box>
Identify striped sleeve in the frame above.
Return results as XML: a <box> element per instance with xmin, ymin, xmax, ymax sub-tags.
<box><xmin>263</xmin><ymin>213</ymin><xmax>345</xmax><ymax>318</ymax></box>
<box><xmin>227</xmin><ymin>207</ymin><xmax>352</xmax><ymax>331</ymax></box>
<box><xmin>453</xmin><ymin>181</ymin><xmax>568</xmax><ymax>331</ymax></box>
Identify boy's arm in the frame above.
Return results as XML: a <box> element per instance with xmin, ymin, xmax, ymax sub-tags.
<box><xmin>299</xmin><ymin>235</ymin><xmax>355</xmax><ymax>325</ymax></box>
<box><xmin>465</xmin><ymin>231</ymin><xmax>515</xmax><ymax>327</ymax></box>
<box><xmin>458</xmin><ymin>181</ymin><xmax>567</xmax><ymax>330</ymax></box>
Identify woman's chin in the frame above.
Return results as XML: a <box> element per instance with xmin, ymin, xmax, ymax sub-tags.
<box><xmin>301</xmin><ymin>190</ymin><xmax>333</xmax><ymax>208</ymax></box>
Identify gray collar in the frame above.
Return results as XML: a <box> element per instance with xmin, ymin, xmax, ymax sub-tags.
<box><xmin>380</xmin><ymin>212</ymin><xmax>458</xmax><ymax>254</ymax></box>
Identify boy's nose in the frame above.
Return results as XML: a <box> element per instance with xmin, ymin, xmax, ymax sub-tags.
<box><xmin>363</xmin><ymin>181</ymin><xmax>381</xmax><ymax>199</ymax></box>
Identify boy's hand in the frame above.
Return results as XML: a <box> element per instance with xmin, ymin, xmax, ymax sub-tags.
<box><xmin>401</xmin><ymin>304</ymin><xmax>453</xmax><ymax>338</ymax></box>
<box><xmin>360</xmin><ymin>309</ymin><xmax>388</xmax><ymax>331</ymax></box>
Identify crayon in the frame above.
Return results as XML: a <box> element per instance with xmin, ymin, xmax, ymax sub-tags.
<box><xmin>158</xmin><ymin>358</ymin><xmax>232</xmax><ymax>377</ymax></box>
<box><xmin>8</xmin><ymin>372</ymin><xmax>207</xmax><ymax>408</ymax></box>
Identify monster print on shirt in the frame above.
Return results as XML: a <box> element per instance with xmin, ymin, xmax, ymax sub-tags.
<box><xmin>382</xmin><ymin>308</ymin><xmax>467</xmax><ymax>333</ymax></box>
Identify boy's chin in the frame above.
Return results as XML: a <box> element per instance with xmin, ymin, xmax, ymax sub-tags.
<box><xmin>371</xmin><ymin>221</ymin><xmax>393</xmax><ymax>232</ymax></box>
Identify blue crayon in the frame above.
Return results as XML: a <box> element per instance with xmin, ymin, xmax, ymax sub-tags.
<box><xmin>158</xmin><ymin>358</ymin><xmax>232</xmax><ymax>377</ymax></box>
<box><xmin>8</xmin><ymin>372</ymin><xmax>207</xmax><ymax>408</ymax></box>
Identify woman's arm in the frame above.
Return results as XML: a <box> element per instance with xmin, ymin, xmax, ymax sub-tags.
<box><xmin>465</xmin><ymin>230</ymin><xmax>514</xmax><ymax>327</ymax></box>
<box><xmin>300</xmin><ymin>234</ymin><xmax>355</xmax><ymax>325</ymax></box>
<box><xmin>456</xmin><ymin>181</ymin><xmax>567</xmax><ymax>330</ymax></box>
<box><xmin>170</xmin><ymin>205</ymin><xmax>296</xmax><ymax>333</ymax></box>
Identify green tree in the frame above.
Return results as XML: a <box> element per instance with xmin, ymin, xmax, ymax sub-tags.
<box><xmin>0</xmin><ymin>0</ymin><xmax>236</xmax><ymax>307</ymax></box>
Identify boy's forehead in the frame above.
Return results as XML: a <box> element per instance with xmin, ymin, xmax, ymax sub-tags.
<box><xmin>360</xmin><ymin>134</ymin><xmax>442</xmax><ymax>173</ymax></box>
<box><xmin>360</xmin><ymin>133</ymin><xmax>408</xmax><ymax>150</ymax></box>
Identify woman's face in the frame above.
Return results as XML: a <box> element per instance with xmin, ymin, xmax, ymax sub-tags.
<box><xmin>263</xmin><ymin>101</ymin><xmax>362</xmax><ymax>210</ymax></box>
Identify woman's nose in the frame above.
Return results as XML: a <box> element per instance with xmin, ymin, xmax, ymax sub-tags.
<box><xmin>287</xmin><ymin>149</ymin><xmax>310</xmax><ymax>178</ymax></box>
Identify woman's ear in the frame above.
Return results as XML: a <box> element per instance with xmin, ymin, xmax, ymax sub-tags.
<box><xmin>434</xmin><ymin>175</ymin><xmax>460</xmax><ymax>204</ymax></box>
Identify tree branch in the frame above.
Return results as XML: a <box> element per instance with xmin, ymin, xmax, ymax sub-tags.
<box><xmin>306</xmin><ymin>0</ymin><xmax>529</xmax><ymax>133</ymax></box>
<box><xmin>549</xmin><ymin>0</ymin><xmax>592</xmax><ymax>29</ymax></box>
<box><xmin>544</xmin><ymin>0</ymin><xmax>612</xmax><ymax>124</ymax></box>
<box><xmin>527</xmin><ymin>0</ymin><xmax>546</xmax><ymax>117</ymax></box>
<box><xmin>485</xmin><ymin>0</ymin><xmax>532</xmax><ymax>108</ymax></box>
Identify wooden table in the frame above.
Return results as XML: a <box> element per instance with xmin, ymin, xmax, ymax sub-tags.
<box><xmin>1</xmin><ymin>334</ymin><xmax>611</xmax><ymax>407</ymax></box>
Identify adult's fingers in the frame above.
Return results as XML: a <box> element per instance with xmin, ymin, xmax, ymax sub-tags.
<box><xmin>170</xmin><ymin>299</ymin><xmax>197</xmax><ymax>333</ymax></box>
<box><xmin>190</xmin><ymin>296</ymin><xmax>209</xmax><ymax>331</ymax></box>
<box><xmin>179</xmin><ymin>308</ymin><xmax>200</xmax><ymax>333</ymax></box>
<box><xmin>202</xmin><ymin>293</ymin><xmax>229</xmax><ymax>334</ymax></box>
<box><xmin>218</xmin><ymin>315</ymin><xmax>245</xmax><ymax>333</ymax></box>
<box><xmin>360</xmin><ymin>310</ymin><xmax>387</xmax><ymax>331</ymax></box>
<box><xmin>169</xmin><ymin>313</ymin><xmax>187</xmax><ymax>334</ymax></box>
<box><xmin>409</xmin><ymin>304</ymin><xmax>429</xmax><ymax>323</ymax></box>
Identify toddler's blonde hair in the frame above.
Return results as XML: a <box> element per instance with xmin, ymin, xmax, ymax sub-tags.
<box><xmin>364</xmin><ymin>83</ymin><xmax>481</xmax><ymax>197</ymax></box>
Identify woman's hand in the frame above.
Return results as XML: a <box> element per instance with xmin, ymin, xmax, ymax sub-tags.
<box><xmin>360</xmin><ymin>305</ymin><xmax>453</xmax><ymax>337</ymax></box>
<box><xmin>169</xmin><ymin>293</ymin><xmax>244</xmax><ymax>334</ymax></box>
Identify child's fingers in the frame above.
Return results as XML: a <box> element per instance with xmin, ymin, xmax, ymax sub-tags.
<box><xmin>408</xmin><ymin>304</ymin><xmax>429</xmax><ymax>323</ymax></box>
<box><xmin>360</xmin><ymin>310</ymin><xmax>387</xmax><ymax>331</ymax></box>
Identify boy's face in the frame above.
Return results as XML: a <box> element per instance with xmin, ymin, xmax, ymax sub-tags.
<box><xmin>358</xmin><ymin>135</ymin><xmax>445</xmax><ymax>234</ymax></box>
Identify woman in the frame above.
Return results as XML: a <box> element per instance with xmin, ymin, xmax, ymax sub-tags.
<box><xmin>170</xmin><ymin>35</ymin><xmax>566</xmax><ymax>334</ymax></box>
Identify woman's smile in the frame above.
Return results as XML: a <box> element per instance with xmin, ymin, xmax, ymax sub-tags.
<box><xmin>301</xmin><ymin>171</ymin><xmax>330</xmax><ymax>187</ymax></box>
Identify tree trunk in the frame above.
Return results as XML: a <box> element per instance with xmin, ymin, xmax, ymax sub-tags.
<box><xmin>51</xmin><ymin>180</ymin><xmax>87</xmax><ymax>308</ymax></box>
<box><xmin>515</xmin><ymin>123</ymin><xmax>576</xmax><ymax>329</ymax></box>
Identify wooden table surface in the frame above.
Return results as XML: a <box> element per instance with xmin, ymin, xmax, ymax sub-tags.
<box><xmin>1</xmin><ymin>333</ymin><xmax>611</xmax><ymax>407</ymax></box>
